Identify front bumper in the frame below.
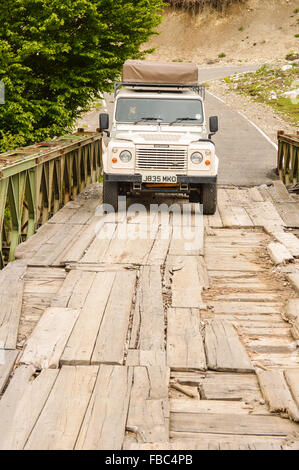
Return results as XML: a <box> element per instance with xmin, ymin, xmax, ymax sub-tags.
<box><xmin>105</xmin><ymin>173</ymin><xmax>217</xmax><ymax>184</ymax></box>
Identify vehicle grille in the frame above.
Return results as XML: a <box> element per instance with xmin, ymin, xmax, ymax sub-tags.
<box><xmin>136</xmin><ymin>146</ymin><xmax>187</xmax><ymax>171</ymax></box>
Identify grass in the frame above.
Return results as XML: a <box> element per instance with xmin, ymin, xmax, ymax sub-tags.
<box><xmin>224</xmin><ymin>64</ymin><xmax>299</xmax><ymax>127</ymax></box>
<box><xmin>218</xmin><ymin>52</ymin><xmax>226</xmax><ymax>58</ymax></box>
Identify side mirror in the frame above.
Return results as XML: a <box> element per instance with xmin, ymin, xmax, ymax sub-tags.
<box><xmin>209</xmin><ymin>116</ymin><xmax>219</xmax><ymax>134</ymax></box>
<box><xmin>99</xmin><ymin>113</ymin><xmax>109</xmax><ymax>131</ymax></box>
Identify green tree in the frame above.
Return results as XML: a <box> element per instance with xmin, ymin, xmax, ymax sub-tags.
<box><xmin>0</xmin><ymin>0</ymin><xmax>164</xmax><ymax>152</ymax></box>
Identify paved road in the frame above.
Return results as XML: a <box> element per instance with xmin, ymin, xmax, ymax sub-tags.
<box><xmin>77</xmin><ymin>64</ymin><xmax>277</xmax><ymax>186</ymax></box>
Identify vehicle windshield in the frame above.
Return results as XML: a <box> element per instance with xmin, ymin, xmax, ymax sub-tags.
<box><xmin>115</xmin><ymin>98</ymin><xmax>203</xmax><ymax>125</ymax></box>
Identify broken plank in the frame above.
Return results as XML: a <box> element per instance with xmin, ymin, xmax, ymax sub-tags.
<box><xmin>127</xmin><ymin>366</ymin><xmax>170</xmax><ymax>443</ymax></box>
<box><xmin>256</xmin><ymin>369</ymin><xmax>299</xmax><ymax>422</ymax></box>
<box><xmin>0</xmin><ymin>349</ymin><xmax>18</xmax><ymax>394</ymax></box>
<box><xmin>267</xmin><ymin>242</ymin><xmax>293</xmax><ymax>265</ymax></box>
<box><xmin>204</xmin><ymin>320</ymin><xmax>254</xmax><ymax>372</ymax></box>
<box><xmin>0</xmin><ymin>367</ymin><xmax>59</xmax><ymax>450</ymax></box>
<box><xmin>25</xmin><ymin>366</ymin><xmax>98</xmax><ymax>450</ymax></box>
<box><xmin>130</xmin><ymin>265</ymin><xmax>164</xmax><ymax>351</ymax></box>
<box><xmin>76</xmin><ymin>365</ymin><xmax>133</xmax><ymax>450</ymax></box>
<box><xmin>91</xmin><ymin>271</ymin><xmax>136</xmax><ymax>365</ymax></box>
<box><xmin>21</xmin><ymin>307</ymin><xmax>80</xmax><ymax>369</ymax></box>
<box><xmin>167</xmin><ymin>308</ymin><xmax>206</xmax><ymax>371</ymax></box>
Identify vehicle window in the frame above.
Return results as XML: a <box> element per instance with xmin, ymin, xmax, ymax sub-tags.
<box><xmin>115</xmin><ymin>98</ymin><xmax>203</xmax><ymax>124</ymax></box>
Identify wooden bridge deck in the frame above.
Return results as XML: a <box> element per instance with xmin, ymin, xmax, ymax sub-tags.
<box><xmin>0</xmin><ymin>181</ymin><xmax>299</xmax><ymax>450</ymax></box>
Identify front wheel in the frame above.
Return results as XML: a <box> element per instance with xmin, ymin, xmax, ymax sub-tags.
<box><xmin>103</xmin><ymin>174</ymin><xmax>119</xmax><ymax>211</ymax></box>
<box><xmin>200</xmin><ymin>183</ymin><xmax>217</xmax><ymax>215</ymax></box>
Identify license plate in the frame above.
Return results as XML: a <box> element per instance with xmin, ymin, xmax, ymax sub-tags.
<box><xmin>142</xmin><ymin>175</ymin><xmax>178</xmax><ymax>183</ymax></box>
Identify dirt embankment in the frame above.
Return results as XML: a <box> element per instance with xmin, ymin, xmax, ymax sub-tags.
<box><xmin>145</xmin><ymin>0</ymin><xmax>299</xmax><ymax>64</ymax></box>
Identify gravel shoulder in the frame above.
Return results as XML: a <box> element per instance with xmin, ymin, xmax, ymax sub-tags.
<box><xmin>207</xmin><ymin>79</ymin><xmax>297</xmax><ymax>144</ymax></box>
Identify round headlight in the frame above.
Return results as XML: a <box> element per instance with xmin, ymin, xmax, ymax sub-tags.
<box><xmin>119</xmin><ymin>150</ymin><xmax>132</xmax><ymax>163</ymax></box>
<box><xmin>191</xmin><ymin>152</ymin><xmax>203</xmax><ymax>164</ymax></box>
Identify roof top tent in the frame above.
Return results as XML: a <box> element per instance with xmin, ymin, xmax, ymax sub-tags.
<box><xmin>115</xmin><ymin>60</ymin><xmax>205</xmax><ymax>98</ymax></box>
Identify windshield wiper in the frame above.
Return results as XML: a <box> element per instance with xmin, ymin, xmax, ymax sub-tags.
<box><xmin>169</xmin><ymin>117</ymin><xmax>198</xmax><ymax>125</ymax></box>
<box><xmin>134</xmin><ymin>117</ymin><xmax>163</xmax><ymax>125</ymax></box>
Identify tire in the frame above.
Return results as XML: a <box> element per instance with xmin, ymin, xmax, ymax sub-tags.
<box><xmin>200</xmin><ymin>183</ymin><xmax>217</xmax><ymax>215</ymax></box>
<box><xmin>103</xmin><ymin>173</ymin><xmax>119</xmax><ymax>211</ymax></box>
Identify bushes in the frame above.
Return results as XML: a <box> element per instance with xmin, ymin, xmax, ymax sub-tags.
<box><xmin>0</xmin><ymin>0</ymin><xmax>164</xmax><ymax>153</ymax></box>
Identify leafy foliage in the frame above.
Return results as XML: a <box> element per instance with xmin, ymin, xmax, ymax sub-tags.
<box><xmin>0</xmin><ymin>0</ymin><xmax>164</xmax><ymax>152</ymax></box>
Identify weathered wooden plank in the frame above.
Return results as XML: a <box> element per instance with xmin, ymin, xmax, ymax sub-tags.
<box><xmin>28</xmin><ymin>224</ymin><xmax>83</xmax><ymax>266</ymax></box>
<box><xmin>267</xmin><ymin>242</ymin><xmax>293</xmax><ymax>265</ymax></box>
<box><xmin>245</xmin><ymin>201</ymin><xmax>285</xmax><ymax>227</ymax></box>
<box><xmin>275</xmin><ymin>202</ymin><xmax>299</xmax><ymax>228</ymax></box>
<box><xmin>209</xmin><ymin>301</ymin><xmax>282</xmax><ymax>315</ymax></box>
<box><xmin>146</xmin><ymin>226</ymin><xmax>172</xmax><ymax>266</ymax></box>
<box><xmin>25</xmin><ymin>366</ymin><xmax>98</xmax><ymax>450</ymax></box>
<box><xmin>15</xmin><ymin>223</ymin><xmax>60</xmax><ymax>259</ymax></box>
<box><xmin>167</xmin><ymin>308</ymin><xmax>206</xmax><ymax>371</ymax></box>
<box><xmin>61</xmin><ymin>272</ymin><xmax>115</xmax><ymax>365</ymax></box>
<box><xmin>124</xmin><ymin>435</ymin><xmax>285</xmax><ymax>450</ymax></box>
<box><xmin>51</xmin><ymin>269</ymin><xmax>82</xmax><ymax>307</ymax></box>
<box><xmin>91</xmin><ymin>271</ymin><xmax>136</xmax><ymax>364</ymax></box>
<box><xmin>212</xmin><ymin>292</ymin><xmax>278</xmax><ymax>302</ymax></box>
<box><xmin>60</xmin><ymin>218</ymin><xmax>99</xmax><ymax>264</ymax></box>
<box><xmin>127</xmin><ymin>366</ymin><xmax>170</xmax><ymax>443</ymax></box>
<box><xmin>206</xmin><ymin>206</ymin><xmax>223</xmax><ymax>228</ymax></box>
<box><xmin>170</xmin><ymin>256</ymin><xmax>205</xmax><ymax>308</ymax></box>
<box><xmin>0</xmin><ymin>367</ymin><xmax>59</xmax><ymax>450</ymax></box>
<box><xmin>76</xmin><ymin>365</ymin><xmax>133</xmax><ymax>450</ymax></box>
<box><xmin>205</xmin><ymin>320</ymin><xmax>254</xmax><ymax>372</ymax></box>
<box><xmin>0</xmin><ymin>349</ymin><xmax>18</xmax><ymax>394</ymax></box>
<box><xmin>80</xmin><ymin>223</ymin><xmax>117</xmax><ymax>263</ymax></box>
<box><xmin>170</xmin><ymin>412</ymin><xmax>299</xmax><ymax>436</ymax></box>
<box><xmin>0</xmin><ymin>260</ymin><xmax>26</xmax><ymax>349</ymax></box>
<box><xmin>130</xmin><ymin>265</ymin><xmax>164</xmax><ymax>351</ymax></box>
<box><xmin>271</xmin><ymin>181</ymin><xmax>294</xmax><ymax>202</ymax></box>
<box><xmin>103</xmin><ymin>224</ymin><xmax>158</xmax><ymax>265</ymax></box>
<box><xmin>21</xmin><ymin>307</ymin><xmax>80</xmax><ymax>369</ymax></box>
<box><xmin>264</xmin><ymin>225</ymin><xmax>299</xmax><ymax>257</ymax></box>
<box><xmin>256</xmin><ymin>369</ymin><xmax>299</xmax><ymax>422</ymax></box>
<box><xmin>284</xmin><ymin>369</ymin><xmax>299</xmax><ymax>409</ymax></box>
<box><xmin>126</xmin><ymin>350</ymin><xmax>166</xmax><ymax>367</ymax></box>
<box><xmin>170</xmin><ymin>399</ymin><xmax>269</xmax><ymax>415</ymax></box>
<box><xmin>285</xmin><ymin>298</ymin><xmax>299</xmax><ymax>339</ymax></box>
<box><xmin>287</xmin><ymin>273</ymin><xmax>299</xmax><ymax>294</ymax></box>
<box><xmin>205</xmin><ymin>253</ymin><xmax>262</xmax><ymax>272</ymax></box>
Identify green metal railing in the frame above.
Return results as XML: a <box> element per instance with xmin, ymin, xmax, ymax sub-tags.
<box><xmin>277</xmin><ymin>130</ymin><xmax>299</xmax><ymax>185</ymax></box>
<box><xmin>0</xmin><ymin>132</ymin><xmax>101</xmax><ymax>268</ymax></box>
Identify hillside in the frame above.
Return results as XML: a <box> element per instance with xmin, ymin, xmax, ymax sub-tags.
<box><xmin>145</xmin><ymin>0</ymin><xmax>299</xmax><ymax>64</ymax></box>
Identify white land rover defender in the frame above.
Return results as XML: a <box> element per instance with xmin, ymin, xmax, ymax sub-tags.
<box><xmin>100</xmin><ymin>60</ymin><xmax>219</xmax><ymax>215</ymax></box>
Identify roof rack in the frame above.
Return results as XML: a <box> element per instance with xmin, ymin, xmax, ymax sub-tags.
<box><xmin>114</xmin><ymin>82</ymin><xmax>205</xmax><ymax>99</ymax></box>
